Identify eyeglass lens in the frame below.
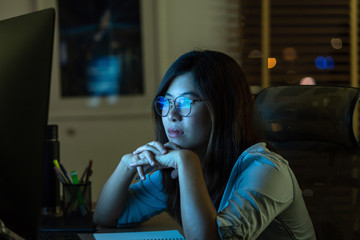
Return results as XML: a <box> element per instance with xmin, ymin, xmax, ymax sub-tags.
<box><xmin>154</xmin><ymin>96</ymin><xmax>192</xmax><ymax>117</ymax></box>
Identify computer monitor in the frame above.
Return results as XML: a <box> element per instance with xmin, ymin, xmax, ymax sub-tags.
<box><xmin>0</xmin><ymin>8</ymin><xmax>55</xmax><ymax>239</ymax></box>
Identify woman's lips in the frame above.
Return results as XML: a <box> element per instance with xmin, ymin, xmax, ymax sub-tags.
<box><xmin>167</xmin><ymin>128</ymin><xmax>184</xmax><ymax>138</ymax></box>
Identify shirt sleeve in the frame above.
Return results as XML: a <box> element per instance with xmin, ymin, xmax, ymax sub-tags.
<box><xmin>216</xmin><ymin>153</ymin><xmax>294</xmax><ymax>240</ymax></box>
<box><xmin>117</xmin><ymin>170</ymin><xmax>168</xmax><ymax>227</ymax></box>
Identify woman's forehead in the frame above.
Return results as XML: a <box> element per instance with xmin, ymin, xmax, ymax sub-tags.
<box><xmin>165</xmin><ymin>73</ymin><xmax>199</xmax><ymax>96</ymax></box>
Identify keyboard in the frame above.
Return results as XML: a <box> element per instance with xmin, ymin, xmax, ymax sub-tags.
<box><xmin>40</xmin><ymin>231</ymin><xmax>81</xmax><ymax>240</ymax></box>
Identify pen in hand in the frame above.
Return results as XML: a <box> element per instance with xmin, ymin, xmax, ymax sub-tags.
<box><xmin>135</xmin><ymin>165</ymin><xmax>160</xmax><ymax>180</ymax></box>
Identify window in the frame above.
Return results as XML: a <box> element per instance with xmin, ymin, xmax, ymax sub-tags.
<box><xmin>241</xmin><ymin>0</ymin><xmax>351</xmax><ymax>88</ymax></box>
<box><xmin>240</xmin><ymin>2</ymin><xmax>360</xmax><ymax>239</ymax></box>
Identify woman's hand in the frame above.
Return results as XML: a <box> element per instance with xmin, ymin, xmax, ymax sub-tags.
<box><xmin>130</xmin><ymin>141</ymin><xmax>181</xmax><ymax>180</ymax></box>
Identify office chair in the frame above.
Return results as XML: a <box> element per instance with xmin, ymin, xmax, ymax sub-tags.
<box><xmin>253</xmin><ymin>85</ymin><xmax>360</xmax><ymax>240</ymax></box>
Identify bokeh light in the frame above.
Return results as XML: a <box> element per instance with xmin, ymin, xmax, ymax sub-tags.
<box><xmin>271</xmin><ymin>122</ymin><xmax>282</xmax><ymax>132</ymax></box>
<box><xmin>315</xmin><ymin>56</ymin><xmax>335</xmax><ymax>70</ymax></box>
<box><xmin>315</xmin><ymin>56</ymin><xmax>326</xmax><ymax>70</ymax></box>
<box><xmin>300</xmin><ymin>77</ymin><xmax>316</xmax><ymax>85</ymax></box>
<box><xmin>282</xmin><ymin>47</ymin><xmax>297</xmax><ymax>61</ymax></box>
<box><xmin>331</xmin><ymin>38</ymin><xmax>342</xmax><ymax>49</ymax></box>
<box><xmin>268</xmin><ymin>58</ymin><xmax>277</xmax><ymax>69</ymax></box>
<box><xmin>248</xmin><ymin>49</ymin><xmax>262</xmax><ymax>58</ymax></box>
<box><xmin>325</xmin><ymin>56</ymin><xmax>335</xmax><ymax>70</ymax></box>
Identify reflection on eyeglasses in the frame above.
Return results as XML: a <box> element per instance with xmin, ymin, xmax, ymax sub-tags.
<box><xmin>154</xmin><ymin>96</ymin><xmax>206</xmax><ymax>117</ymax></box>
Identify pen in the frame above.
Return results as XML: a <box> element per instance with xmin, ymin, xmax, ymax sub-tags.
<box><xmin>53</xmin><ymin>159</ymin><xmax>61</xmax><ymax>170</ymax></box>
<box><xmin>53</xmin><ymin>159</ymin><xmax>70</xmax><ymax>184</ymax></box>
<box><xmin>71</xmin><ymin>170</ymin><xmax>79</xmax><ymax>184</ymax></box>
<box><xmin>84</xmin><ymin>160</ymin><xmax>93</xmax><ymax>184</ymax></box>
<box><xmin>53</xmin><ymin>166</ymin><xmax>66</xmax><ymax>184</ymax></box>
<box><xmin>82</xmin><ymin>160</ymin><xmax>93</xmax><ymax>214</ymax></box>
<box><xmin>79</xmin><ymin>159</ymin><xmax>93</xmax><ymax>183</ymax></box>
<box><xmin>135</xmin><ymin>165</ymin><xmax>160</xmax><ymax>180</ymax></box>
<box><xmin>71</xmin><ymin>170</ymin><xmax>86</xmax><ymax>215</ymax></box>
<box><xmin>60</xmin><ymin>163</ymin><xmax>72</xmax><ymax>184</ymax></box>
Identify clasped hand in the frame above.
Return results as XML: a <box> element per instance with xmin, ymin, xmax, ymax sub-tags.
<box><xmin>129</xmin><ymin>141</ymin><xmax>180</xmax><ymax>180</ymax></box>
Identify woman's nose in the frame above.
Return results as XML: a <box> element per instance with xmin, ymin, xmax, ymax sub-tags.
<box><xmin>167</xmin><ymin>103</ymin><xmax>181</xmax><ymax>121</ymax></box>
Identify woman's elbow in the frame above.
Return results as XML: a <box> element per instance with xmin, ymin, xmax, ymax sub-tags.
<box><xmin>93</xmin><ymin>211</ymin><xmax>118</xmax><ymax>227</ymax></box>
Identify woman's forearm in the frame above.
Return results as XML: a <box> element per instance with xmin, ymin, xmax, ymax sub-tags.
<box><xmin>93</xmin><ymin>154</ymin><xmax>137</xmax><ymax>227</ymax></box>
<box><xmin>177</xmin><ymin>151</ymin><xmax>220</xmax><ymax>240</ymax></box>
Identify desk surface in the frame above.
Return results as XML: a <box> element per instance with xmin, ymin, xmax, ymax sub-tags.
<box><xmin>79</xmin><ymin>212</ymin><xmax>183</xmax><ymax>240</ymax></box>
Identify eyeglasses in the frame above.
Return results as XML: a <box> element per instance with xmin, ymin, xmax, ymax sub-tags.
<box><xmin>154</xmin><ymin>96</ymin><xmax>206</xmax><ymax>117</ymax></box>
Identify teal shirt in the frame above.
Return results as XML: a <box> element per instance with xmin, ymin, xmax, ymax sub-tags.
<box><xmin>117</xmin><ymin>143</ymin><xmax>316</xmax><ymax>240</ymax></box>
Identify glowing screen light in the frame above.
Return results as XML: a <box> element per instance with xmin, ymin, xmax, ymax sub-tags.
<box><xmin>315</xmin><ymin>56</ymin><xmax>335</xmax><ymax>70</ymax></box>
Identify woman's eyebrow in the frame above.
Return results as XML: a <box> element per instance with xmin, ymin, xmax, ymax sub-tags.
<box><xmin>165</xmin><ymin>91</ymin><xmax>200</xmax><ymax>98</ymax></box>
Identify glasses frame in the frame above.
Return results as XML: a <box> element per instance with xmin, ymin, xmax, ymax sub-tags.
<box><xmin>154</xmin><ymin>96</ymin><xmax>206</xmax><ymax>117</ymax></box>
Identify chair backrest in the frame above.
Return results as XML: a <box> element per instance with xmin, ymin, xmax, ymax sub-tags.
<box><xmin>254</xmin><ymin>85</ymin><xmax>360</xmax><ymax>149</ymax></box>
<box><xmin>253</xmin><ymin>85</ymin><xmax>360</xmax><ymax>240</ymax></box>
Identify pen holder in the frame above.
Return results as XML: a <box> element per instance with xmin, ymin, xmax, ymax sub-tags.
<box><xmin>62</xmin><ymin>182</ymin><xmax>92</xmax><ymax>217</ymax></box>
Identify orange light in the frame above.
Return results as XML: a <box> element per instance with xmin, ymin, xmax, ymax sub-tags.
<box><xmin>282</xmin><ymin>47</ymin><xmax>297</xmax><ymax>61</ymax></box>
<box><xmin>271</xmin><ymin>123</ymin><xmax>282</xmax><ymax>132</ymax></box>
<box><xmin>268</xmin><ymin>58</ymin><xmax>277</xmax><ymax>69</ymax></box>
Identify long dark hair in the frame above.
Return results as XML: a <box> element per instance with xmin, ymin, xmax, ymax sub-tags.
<box><xmin>152</xmin><ymin>50</ymin><xmax>260</xmax><ymax>224</ymax></box>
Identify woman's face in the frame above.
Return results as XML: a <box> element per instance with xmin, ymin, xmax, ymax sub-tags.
<box><xmin>162</xmin><ymin>73</ymin><xmax>212</xmax><ymax>153</ymax></box>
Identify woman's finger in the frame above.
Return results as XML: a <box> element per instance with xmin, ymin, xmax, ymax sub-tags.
<box><xmin>164</xmin><ymin>142</ymin><xmax>181</xmax><ymax>150</ymax></box>
<box><xmin>133</xmin><ymin>141</ymin><xmax>167</xmax><ymax>155</ymax></box>
<box><xmin>129</xmin><ymin>157</ymin><xmax>150</xmax><ymax>167</ymax></box>
<box><xmin>137</xmin><ymin>166</ymin><xmax>145</xmax><ymax>180</ymax></box>
<box><xmin>133</xmin><ymin>144</ymin><xmax>157</xmax><ymax>155</ymax></box>
<box><xmin>126</xmin><ymin>153</ymin><xmax>140</xmax><ymax>169</ymax></box>
<box><xmin>134</xmin><ymin>165</ymin><xmax>163</xmax><ymax>181</ymax></box>
<box><xmin>137</xmin><ymin>151</ymin><xmax>157</xmax><ymax>166</ymax></box>
<box><xmin>148</xmin><ymin>141</ymin><xmax>168</xmax><ymax>154</ymax></box>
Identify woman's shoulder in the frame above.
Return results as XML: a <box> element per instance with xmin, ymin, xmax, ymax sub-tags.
<box><xmin>240</xmin><ymin>142</ymin><xmax>276</xmax><ymax>157</ymax></box>
<box><xmin>218</xmin><ymin>142</ymin><xmax>295</xmax><ymax>211</ymax></box>
<box><xmin>237</xmin><ymin>142</ymin><xmax>289</xmax><ymax>170</ymax></box>
<box><xmin>231</xmin><ymin>142</ymin><xmax>294</xmax><ymax>201</ymax></box>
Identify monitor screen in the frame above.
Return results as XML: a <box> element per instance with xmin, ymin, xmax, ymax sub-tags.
<box><xmin>0</xmin><ymin>8</ymin><xmax>55</xmax><ymax>239</ymax></box>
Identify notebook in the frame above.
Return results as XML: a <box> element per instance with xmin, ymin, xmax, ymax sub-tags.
<box><xmin>94</xmin><ymin>230</ymin><xmax>185</xmax><ymax>240</ymax></box>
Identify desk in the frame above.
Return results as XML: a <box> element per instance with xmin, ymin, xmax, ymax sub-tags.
<box><xmin>78</xmin><ymin>212</ymin><xmax>183</xmax><ymax>240</ymax></box>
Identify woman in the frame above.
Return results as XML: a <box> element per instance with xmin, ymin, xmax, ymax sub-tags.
<box><xmin>93</xmin><ymin>50</ymin><xmax>316</xmax><ymax>240</ymax></box>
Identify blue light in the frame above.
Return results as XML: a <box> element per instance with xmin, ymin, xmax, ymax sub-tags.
<box><xmin>326</xmin><ymin>56</ymin><xmax>335</xmax><ymax>70</ymax></box>
<box><xmin>315</xmin><ymin>56</ymin><xmax>326</xmax><ymax>70</ymax></box>
<box><xmin>315</xmin><ymin>56</ymin><xmax>335</xmax><ymax>70</ymax></box>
